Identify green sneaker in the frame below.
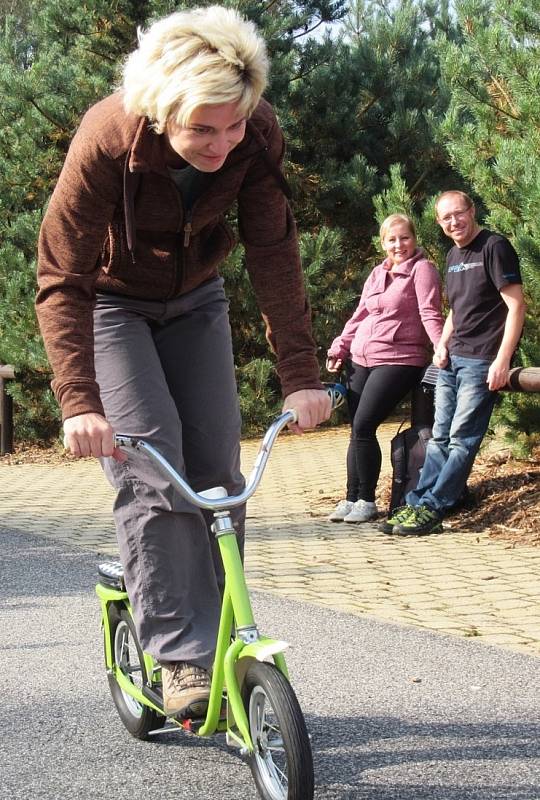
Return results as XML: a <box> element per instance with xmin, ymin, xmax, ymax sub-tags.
<box><xmin>379</xmin><ymin>504</ymin><xmax>414</xmax><ymax>534</ymax></box>
<box><xmin>394</xmin><ymin>505</ymin><xmax>443</xmax><ymax>536</ymax></box>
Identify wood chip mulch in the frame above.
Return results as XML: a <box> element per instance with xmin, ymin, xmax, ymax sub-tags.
<box><xmin>0</xmin><ymin>444</ymin><xmax>80</xmax><ymax>465</ymax></box>
<box><xmin>377</xmin><ymin>446</ymin><xmax>540</xmax><ymax>548</ymax></box>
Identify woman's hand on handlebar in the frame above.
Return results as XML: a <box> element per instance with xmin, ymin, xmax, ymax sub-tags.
<box><xmin>282</xmin><ymin>388</ymin><xmax>332</xmax><ymax>435</ymax></box>
<box><xmin>63</xmin><ymin>413</ymin><xmax>127</xmax><ymax>462</ymax></box>
<box><xmin>325</xmin><ymin>356</ymin><xmax>343</xmax><ymax>373</ymax></box>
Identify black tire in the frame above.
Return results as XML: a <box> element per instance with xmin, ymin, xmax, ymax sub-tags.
<box><xmin>243</xmin><ymin>662</ymin><xmax>314</xmax><ymax>800</ymax></box>
<box><xmin>106</xmin><ymin>605</ymin><xmax>165</xmax><ymax>740</ymax></box>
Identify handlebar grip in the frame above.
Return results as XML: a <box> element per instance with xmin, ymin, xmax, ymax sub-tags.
<box><xmin>325</xmin><ymin>382</ymin><xmax>347</xmax><ymax>410</ymax></box>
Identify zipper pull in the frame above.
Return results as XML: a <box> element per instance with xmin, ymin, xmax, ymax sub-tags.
<box><xmin>183</xmin><ymin>213</ymin><xmax>192</xmax><ymax>247</ymax></box>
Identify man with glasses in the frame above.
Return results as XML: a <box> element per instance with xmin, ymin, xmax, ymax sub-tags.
<box><xmin>385</xmin><ymin>190</ymin><xmax>526</xmax><ymax>535</ymax></box>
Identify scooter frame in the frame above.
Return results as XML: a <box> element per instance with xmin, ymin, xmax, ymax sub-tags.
<box><xmin>96</xmin><ymin>384</ymin><xmax>345</xmax><ymax>799</ymax></box>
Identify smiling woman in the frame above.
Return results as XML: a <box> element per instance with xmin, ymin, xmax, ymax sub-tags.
<box><xmin>380</xmin><ymin>215</ymin><xmax>416</xmax><ymax>267</ymax></box>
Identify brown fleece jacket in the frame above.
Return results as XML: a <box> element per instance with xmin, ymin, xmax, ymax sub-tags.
<box><xmin>36</xmin><ymin>91</ymin><xmax>322</xmax><ymax>420</ymax></box>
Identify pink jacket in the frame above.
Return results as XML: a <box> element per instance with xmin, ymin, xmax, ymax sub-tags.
<box><xmin>328</xmin><ymin>249</ymin><xmax>444</xmax><ymax>367</ymax></box>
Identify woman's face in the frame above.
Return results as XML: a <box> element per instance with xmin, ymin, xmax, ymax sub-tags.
<box><xmin>382</xmin><ymin>222</ymin><xmax>416</xmax><ymax>266</ymax></box>
<box><xmin>165</xmin><ymin>101</ymin><xmax>247</xmax><ymax>172</ymax></box>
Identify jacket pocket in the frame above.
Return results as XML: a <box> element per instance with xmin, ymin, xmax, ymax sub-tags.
<box><xmin>201</xmin><ymin>218</ymin><xmax>236</xmax><ymax>260</ymax></box>
<box><xmin>370</xmin><ymin>317</ymin><xmax>402</xmax><ymax>343</ymax></box>
<box><xmin>100</xmin><ymin>219</ymin><xmax>129</xmax><ymax>277</ymax></box>
<box><xmin>98</xmin><ymin>219</ymin><xmax>178</xmax><ymax>298</ymax></box>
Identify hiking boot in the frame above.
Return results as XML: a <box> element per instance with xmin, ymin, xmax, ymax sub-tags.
<box><xmin>161</xmin><ymin>661</ymin><xmax>211</xmax><ymax>718</ymax></box>
<box><xmin>344</xmin><ymin>499</ymin><xmax>378</xmax><ymax>523</ymax></box>
<box><xmin>379</xmin><ymin>504</ymin><xmax>414</xmax><ymax>534</ymax></box>
<box><xmin>394</xmin><ymin>505</ymin><xmax>443</xmax><ymax>536</ymax></box>
<box><xmin>328</xmin><ymin>499</ymin><xmax>354</xmax><ymax>522</ymax></box>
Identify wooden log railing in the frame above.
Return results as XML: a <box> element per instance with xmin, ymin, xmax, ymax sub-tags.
<box><xmin>411</xmin><ymin>366</ymin><xmax>540</xmax><ymax>428</ymax></box>
<box><xmin>505</xmin><ymin>367</ymin><xmax>540</xmax><ymax>393</ymax></box>
<box><xmin>0</xmin><ymin>366</ymin><xmax>538</xmax><ymax>458</ymax></box>
<box><xmin>0</xmin><ymin>365</ymin><xmax>15</xmax><ymax>456</ymax></box>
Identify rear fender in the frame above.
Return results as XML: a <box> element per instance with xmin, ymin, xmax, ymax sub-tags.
<box><xmin>95</xmin><ymin>582</ymin><xmax>129</xmax><ymax>670</ymax></box>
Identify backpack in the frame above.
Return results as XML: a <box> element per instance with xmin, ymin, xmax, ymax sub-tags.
<box><xmin>389</xmin><ymin>422</ymin><xmax>432</xmax><ymax>513</ymax></box>
<box><xmin>388</xmin><ymin>365</ymin><xmax>440</xmax><ymax>512</ymax></box>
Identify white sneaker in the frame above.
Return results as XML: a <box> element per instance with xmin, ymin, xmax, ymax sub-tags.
<box><xmin>344</xmin><ymin>499</ymin><xmax>378</xmax><ymax>523</ymax></box>
<box><xmin>328</xmin><ymin>499</ymin><xmax>354</xmax><ymax>522</ymax></box>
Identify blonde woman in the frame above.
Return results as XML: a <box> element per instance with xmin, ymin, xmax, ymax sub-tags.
<box><xmin>327</xmin><ymin>214</ymin><xmax>444</xmax><ymax>523</ymax></box>
<box><xmin>36</xmin><ymin>6</ymin><xmax>330</xmax><ymax>718</ymax></box>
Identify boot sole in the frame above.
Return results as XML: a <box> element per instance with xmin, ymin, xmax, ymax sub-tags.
<box><xmin>379</xmin><ymin>522</ymin><xmax>395</xmax><ymax>534</ymax></box>
<box><xmin>394</xmin><ymin>524</ymin><xmax>444</xmax><ymax>536</ymax></box>
<box><xmin>164</xmin><ymin>692</ymin><xmax>211</xmax><ymax>719</ymax></box>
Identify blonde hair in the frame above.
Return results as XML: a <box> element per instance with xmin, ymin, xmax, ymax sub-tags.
<box><xmin>435</xmin><ymin>190</ymin><xmax>474</xmax><ymax>216</ymax></box>
<box><xmin>379</xmin><ymin>213</ymin><xmax>416</xmax><ymax>247</ymax></box>
<box><xmin>122</xmin><ymin>6</ymin><xmax>269</xmax><ymax>134</ymax></box>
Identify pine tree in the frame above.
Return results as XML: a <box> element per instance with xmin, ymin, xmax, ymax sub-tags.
<box><xmin>436</xmin><ymin>0</ymin><xmax>540</xmax><ymax>450</ymax></box>
<box><xmin>281</xmin><ymin>0</ymin><xmax>459</xmax><ymax>256</ymax></box>
<box><xmin>218</xmin><ymin>0</ymin><xmax>351</xmax><ymax>429</ymax></box>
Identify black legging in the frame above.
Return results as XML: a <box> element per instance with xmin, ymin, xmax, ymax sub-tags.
<box><xmin>345</xmin><ymin>361</ymin><xmax>424</xmax><ymax>502</ymax></box>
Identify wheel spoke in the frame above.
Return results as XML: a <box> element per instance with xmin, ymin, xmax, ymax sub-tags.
<box><xmin>275</xmin><ymin>764</ymin><xmax>287</xmax><ymax>785</ymax></box>
<box><xmin>267</xmin><ymin>742</ymin><xmax>285</xmax><ymax>751</ymax></box>
<box><xmin>257</xmin><ymin>702</ymin><xmax>263</xmax><ymax>730</ymax></box>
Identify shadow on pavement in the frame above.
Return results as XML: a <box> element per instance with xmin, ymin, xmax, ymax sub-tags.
<box><xmin>310</xmin><ymin>714</ymin><xmax>540</xmax><ymax>799</ymax></box>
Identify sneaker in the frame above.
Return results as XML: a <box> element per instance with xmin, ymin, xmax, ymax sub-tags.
<box><xmin>394</xmin><ymin>504</ymin><xmax>443</xmax><ymax>536</ymax></box>
<box><xmin>161</xmin><ymin>661</ymin><xmax>211</xmax><ymax>718</ymax></box>
<box><xmin>343</xmin><ymin>499</ymin><xmax>378</xmax><ymax>523</ymax></box>
<box><xmin>328</xmin><ymin>499</ymin><xmax>354</xmax><ymax>522</ymax></box>
<box><xmin>379</xmin><ymin>504</ymin><xmax>414</xmax><ymax>534</ymax></box>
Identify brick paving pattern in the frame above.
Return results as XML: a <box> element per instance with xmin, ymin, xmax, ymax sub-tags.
<box><xmin>2</xmin><ymin>423</ymin><xmax>539</xmax><ymax>657</ymax></box>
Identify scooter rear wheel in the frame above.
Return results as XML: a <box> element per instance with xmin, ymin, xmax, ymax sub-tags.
<box><xmin>107</xmin><ymin>605</ymin><xmax>165</xmax><ymax>739</ymax></box>
<box><xmin>243</xmin><ymin>662</ymin><xmax>314</xmax><ymax>800</ymax></box>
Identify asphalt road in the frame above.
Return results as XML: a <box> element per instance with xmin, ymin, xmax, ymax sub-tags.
<box><xmin>2</xmin><ymin>527</ymin><xmax>539</xmax><ymax>800</ymax></box>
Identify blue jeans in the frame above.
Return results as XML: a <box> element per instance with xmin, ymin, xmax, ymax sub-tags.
<box><xmin>406</xmin><ymin>355</ymin><xmax>498</xmax><ymax>515</ymax></box>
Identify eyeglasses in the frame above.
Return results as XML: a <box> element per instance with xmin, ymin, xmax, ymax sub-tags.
<box><xmin>438</xmin><ymin>208</ymin><xmax>472</xmax><ymax>225</ymax></box>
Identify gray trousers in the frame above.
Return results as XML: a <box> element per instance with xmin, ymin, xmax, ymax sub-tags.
<box><xmin>93</xmin><ymin>278</ymin><xmax>245</xmax><ymax>669</ymax></box>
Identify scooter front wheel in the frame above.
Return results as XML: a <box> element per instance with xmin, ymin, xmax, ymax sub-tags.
<box><xmin>243</xmin><ymin>662</ymin><xmax>314</xmax><ymax>800</ymax></box>
<box><xmin>107</xmin><ymin>605</ymin><xmax>165</xmax><ymax>740</ymax></box>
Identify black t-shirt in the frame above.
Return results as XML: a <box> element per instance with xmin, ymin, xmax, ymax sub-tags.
<box><xmin>446</xmin><ymin>228</ymin><xmax>522</xmax><ymax>359</ymax></box>
<box><xmin>168</xmin><ymin>165</ymin><xmax>214</xmax><ymax>211</ymax></box>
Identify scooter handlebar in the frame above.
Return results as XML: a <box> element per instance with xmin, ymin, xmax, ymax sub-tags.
<box><xmin>114</xmin><ymin>383</ymin><xmax>346</xmax><ymax>511</ymax></box>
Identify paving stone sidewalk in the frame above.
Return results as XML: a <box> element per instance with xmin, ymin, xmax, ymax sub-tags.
<box><xmin>1</xmin><ymin>423</ymin><xmax>539</xmax><ymax>657</ymax></box>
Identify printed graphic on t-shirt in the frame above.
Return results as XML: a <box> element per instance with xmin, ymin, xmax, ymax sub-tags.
<box><xmin>448</xmin><ymin>260</ymin><xmax>482</xmax><ymax>274</ymax></box>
